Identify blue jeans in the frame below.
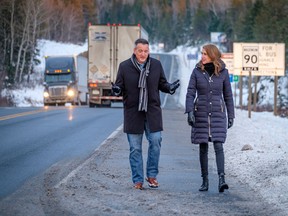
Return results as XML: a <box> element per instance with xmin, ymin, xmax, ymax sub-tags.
<box><xmin>127</xmin><ymin>122</ymin><xmax>162</xmax><ymax>184</ymax></box>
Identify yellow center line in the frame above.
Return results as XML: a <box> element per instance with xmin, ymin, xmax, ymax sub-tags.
<box><xmin>0</xmin><ymin>106</ymin><xmax>77</xmax><ymax>121</ymax></box>
<box><xmin>0</xmin><ymin>109</ymin><xmax>49</xmax><ymax>121</ymax></box>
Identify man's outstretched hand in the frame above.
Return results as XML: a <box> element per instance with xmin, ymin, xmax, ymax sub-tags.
<box><xmin>169</xmin><ymin>79</ymin><xmax>180</xmax><ymax>94</ymax></box>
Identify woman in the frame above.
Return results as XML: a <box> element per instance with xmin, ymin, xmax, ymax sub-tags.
<box><xmin>185</xmin><ymin>44</ymin><xmax>235</xmax><ymax>193</ymax></box>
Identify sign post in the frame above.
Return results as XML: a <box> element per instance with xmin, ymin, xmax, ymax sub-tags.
<box><xmin>221</xmin><ymin>53</ymin><xmax>238</xmax><ymax>107</ymax></box>
<box><xmin>242</xmin><ymin>45</ymin><xmax>259</xmax><ymax>118</ymax></box>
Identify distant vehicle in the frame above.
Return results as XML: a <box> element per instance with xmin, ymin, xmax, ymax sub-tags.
<box><xmin>43</xmin><ymin>54</ymin><xmax>88</xmax><ymax>106</ymax></box>
<box><xmin>87</xmin><ymin>23</ymin><xmax>148</xmax><ymax>107</ymax></box>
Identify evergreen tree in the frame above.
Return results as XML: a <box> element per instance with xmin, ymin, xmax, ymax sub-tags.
<box><xmin>192</xmin><ymin>7</ymin><xmax>210</xmax><ymax>43</ymax></box>
<box><xmin>254</xmin><ymin>0</ymin><xmax>288</xmax><ymax>43</ymax></box>
<box><xmin>234</xmin><ymin>0</ymin><xmax>263</xmax><ymax>42</ymax></box>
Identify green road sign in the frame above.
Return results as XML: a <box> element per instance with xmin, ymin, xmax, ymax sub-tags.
<box><xmin>233</xmin><ymin>75</ymin><xmax>239</xmax><ymax>82</ymax></box>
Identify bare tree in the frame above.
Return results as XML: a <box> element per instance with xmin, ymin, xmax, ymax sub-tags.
<box><xmin>13</xmin><ymin>0</ymin><xmax>48</xmax><ymax>83</ymax></box>
<box><xmin>14</xmin><ymin>0</ymin><xmax>30</xmax><ymax>83</ymax></box>
<box><xmin>9</xmin><ymin>0</ymin><xmax>16</xmax><ymax>64</ymax></box>
<box><xmin>187</xmin><ymin>0</ymin><xmax>232</xmax><ymax>17</ymax></box>
<box><xmin>64</xmin><ymin>5</ymin><xmax>84</xmax><ymax>42</ymax></box>
<box><xmin>26</xmin><ymin>0</ymin><xmax>50</xmax><ymax>83</ymax></box>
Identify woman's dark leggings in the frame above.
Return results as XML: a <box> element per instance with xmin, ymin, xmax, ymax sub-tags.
<box><xmin>199</xmin><ymin>142</ymin><xmax>224</xmax><ymax>177</ymax></box>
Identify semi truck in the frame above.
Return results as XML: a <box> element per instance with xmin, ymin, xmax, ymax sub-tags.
<box><xmin>43</xmin><ymin>53</ymin><xmax>88</xmax><ymax>106</ymax></box>
<box><xmin>87</xmin><ymin>23</ymin><xmax>148</xmax><ymax>107</ymax></box>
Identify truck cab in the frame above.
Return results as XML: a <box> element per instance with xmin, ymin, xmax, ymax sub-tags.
<box><xmin>43</xmin><ymin>56</ymin><xmax>80</xmax><ymax>106</ymax></box>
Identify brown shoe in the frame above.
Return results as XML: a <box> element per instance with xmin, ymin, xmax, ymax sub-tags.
<box><xmin>145</xmin><ymin>177</ymin><xmax>159</xmax><ymax>188</ymax></box>
<box><xmin>134</xmin><ymin>182</ymin><xmax>143</xmax><ymax>190</ymax></box>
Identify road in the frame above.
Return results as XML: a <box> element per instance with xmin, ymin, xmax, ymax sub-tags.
<box><xmin>0</xmin><ymin>106</ymin><xmax>123</xmax><ymax>198</ymax></box>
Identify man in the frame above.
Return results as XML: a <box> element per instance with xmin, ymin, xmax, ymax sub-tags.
<box><xmin>112</xmin><ymin>38</ymin><xmax>180</xmax><ymax>190</ymax></box>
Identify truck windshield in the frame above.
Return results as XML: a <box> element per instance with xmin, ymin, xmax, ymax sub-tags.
<box><xmin>45</xmin><ymin>74</ymin><xmax>73</xmax><ymax>83</ymax></box>
<box><xmin>45</xmin><ymin>57</ymin><xmax>75</xmax><ymax>72</ymax></box>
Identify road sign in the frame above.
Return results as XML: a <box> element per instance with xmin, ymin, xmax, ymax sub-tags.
<box><xmin>229</xmin><ymin>74</ymin><xmax>233</xmax><ymax>82</ymax></box>
<box><xmin>242</xmin><ymin>45</ymin><xmax>259</xmax><ymax>71</ymax></box>
<box><xmin>233</xmin><ymin>75</ymin><xmax>239</xmax><ymax>82</ymax></box>
<box><xmin>187</xmin><ymin>53</ymin><xmax>198</xmax><ymax>60</ymax></box>
<box><xmin>229</xmin><ymin>74</ymin><xmax>239</xmax><ymax>83</ymax></box>
<box><xmin>233</xmin><ymin>43</ymin><xmax>285</xmax><ymax>76</ymax></box>
<box><xmin>221</xmin><ymin>53</ymin><xmax>234</xmax><ymax>74</ymax></box>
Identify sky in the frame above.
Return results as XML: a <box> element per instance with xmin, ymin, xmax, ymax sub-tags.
<box><xmin>1</xmin><ymin>40</ymin><xmax>288</xmax><ymax>212</ymax></box>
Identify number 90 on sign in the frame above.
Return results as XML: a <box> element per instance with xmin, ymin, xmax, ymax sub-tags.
<box><xmin>242</xmin><ymin>46</ymin><xmax>259</xmax><ymax>71</ymax></box>
<box><xmin>244</xmin><ymin>54</ymin><xmax>257</xmax><ymax>64</ymax></box>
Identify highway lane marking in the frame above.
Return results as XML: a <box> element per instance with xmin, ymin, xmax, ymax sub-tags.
<box><xmin>0</xmin><ymin>109</ymin><xmax>49</xmax><ymax>121</ymax></box>
<box><xmin>0</xmin><ymin>106</ymin><xmax>78</xmax><ymax>121</ymax></box>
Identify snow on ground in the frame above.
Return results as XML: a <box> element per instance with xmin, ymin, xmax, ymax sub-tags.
<box><xmin>225</xmin><ymin>109</ymin><xmax>288</xmax><ymax>210</ymax></box>
<box><xmin>2</xmin><ymin>40</ymin><xmax>288</xmax><ymax>211</ymax></box>
<box><xmin>1</xmin><ymin>86</ymin><xmax>44</xmax><ymax>107</ymax></box>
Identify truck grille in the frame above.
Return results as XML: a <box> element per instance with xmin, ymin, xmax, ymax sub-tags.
<box><xmin>49</xmin><ymin>86</ymin><xmax>67</xmax><ymax>98</ymax></box>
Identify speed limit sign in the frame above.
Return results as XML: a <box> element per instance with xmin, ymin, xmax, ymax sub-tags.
<box><xmin>233</xmin><ymin>43</ymin><xmax>285</xmax><ymax>76</ymax></box>
<box><xmin>242</xmin><ymin>46</ymin><xmax>259</xmax><ymax>71</ymax></box>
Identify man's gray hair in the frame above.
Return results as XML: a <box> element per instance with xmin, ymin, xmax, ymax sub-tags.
<box><xmin>135</xmin><ymin>38</ymin><xmax>149</xmax><ymax>47</ymax></box>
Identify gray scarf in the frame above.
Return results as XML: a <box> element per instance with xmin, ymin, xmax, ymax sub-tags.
<box><xmin>130</xmin><ymin>54</ymin><xmax>151</xmax><ymax>112</ymax></box>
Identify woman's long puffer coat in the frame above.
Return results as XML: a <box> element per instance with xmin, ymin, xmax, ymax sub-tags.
<box><xmin>185</xmin><ymin>63</ymin><xmax>235</xmax><ymax>144</ymax></box>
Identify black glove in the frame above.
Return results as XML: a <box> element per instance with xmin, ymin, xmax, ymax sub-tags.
<box><xmin>228</xmin><ymin>118</ymin><xmax>234</xmax><ymax>129</ymax></box>
<box><xmin>187</xmin><ymin>112</ymin><xmax>195</xmax><ymax>127</ymax></box>
<box><xmin>169</xmin><ymin>79</ymin><xmax>180</xmax><ymax>94</ymax></box>
<box><xmin>111</xmin><ymin>82</ymin><xmax>121</xmax><ymax>96</ymax></box>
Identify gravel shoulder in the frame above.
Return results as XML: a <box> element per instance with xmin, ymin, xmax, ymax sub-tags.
<box><xmin>0</xmin><ymin>109</ymin><xmax>286</xmax><ymax>216</ymax></box>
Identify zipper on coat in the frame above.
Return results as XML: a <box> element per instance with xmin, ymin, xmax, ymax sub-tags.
<box><xmin>194</xmin><ymin>98</ymin><xmax>199</xmax><ymax>111</ymax></box>
<box><xmin>220</xmin><ymin>99</ymin><xmax>224</xmax><ymax>112</ymax></box>
<box><xmin>208</xmin><ymin>99</ymin><xmax>212</xmax><ymax>139</ymax></box>
<box><xmin>208</xmin><ymin>115</ymin><xmax>212</xmax><ymax>138</ymax></box>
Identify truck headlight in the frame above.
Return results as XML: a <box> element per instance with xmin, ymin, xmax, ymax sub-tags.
<box><xmin>67</xmin><ymin>89</ymin><xmax>75</xmax><ymax>97</ymax></box>
<box><xmin>43</xmin><ymin>92</ymin><xmax>49</xmax><ymax>98</ymax></box>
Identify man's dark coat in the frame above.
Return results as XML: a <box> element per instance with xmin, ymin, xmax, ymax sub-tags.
<box><xmin>115</xmin><ymin>56</ymin><xmax>171</xmax><ymax>134</ymax></box>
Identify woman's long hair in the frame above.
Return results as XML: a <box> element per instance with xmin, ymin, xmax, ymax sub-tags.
<box><xmin>198</xmin><ymin>44</ymin><xmax>223</xmax><ymax>76</ymax></box>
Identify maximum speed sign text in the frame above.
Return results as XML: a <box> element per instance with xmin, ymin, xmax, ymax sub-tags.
<box><xmin>242</xmin><ymin>46</ymin><xmax>259</xmax><ymax>71</ymax></box>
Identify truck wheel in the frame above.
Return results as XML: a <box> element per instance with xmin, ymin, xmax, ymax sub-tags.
<box><xmin>74</xmin><ymin>99</ymin><xmax>81</xmax><ymax>106</ymax></box>
<box><xmin>89</xmin><ymin>102</ymin><xmax>95</xmax><ymax>108</ymax></box>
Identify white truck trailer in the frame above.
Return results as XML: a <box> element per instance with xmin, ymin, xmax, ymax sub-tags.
<box><xmin>43</xmin><ymin>53</ymin><xmax>88</xmax><ymax>106</ymax></box>
<box><xmin>87</xmin><ymin>24</ymin><xmax>148</xmax><ymax>107</ymax></box>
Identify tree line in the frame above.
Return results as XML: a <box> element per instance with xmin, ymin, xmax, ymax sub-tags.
<box><xmin>0</xmin><ymin>0</ymin><xmax>287</xmax><ymax>88</ymax></box>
